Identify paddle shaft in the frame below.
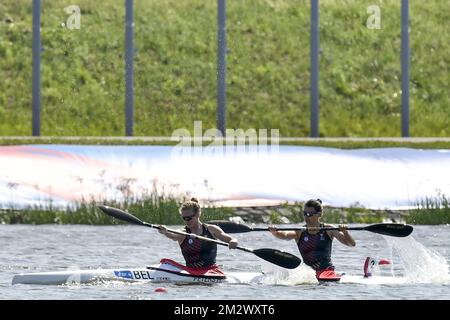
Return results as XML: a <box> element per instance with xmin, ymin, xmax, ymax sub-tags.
<box><xmin>266</xmin><ymin>227</ymin><xmax>364</xmax><ymax>231</ymax></box>
<box><xmin>237</xmin><ymin>226</ymin><xmax>355</xmax><ymax>231</ymax></box>
<box><xmin>261</xmin><ymin>226</ymin><xmax>400</xmax><ymax>232</ymax></box>
<box><xmin>208</xmin><ymin>220</ymin><xmax>413</xmax><ymax>237</ymax></box>
<box><xmin>143</xmin><ymin>222</ymin><xmax>253</xmax><ymax>253</ymax></box>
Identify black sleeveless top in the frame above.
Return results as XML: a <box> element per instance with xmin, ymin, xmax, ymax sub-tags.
<box><xmin>180</xmin><ymin>224</ymin><xmax>217</xmax><ymax>268</ymax></box>
<box><xmin>297</xmin><ymin>224</ymin><xmax>333</xmax><ymax>270</ymax></box>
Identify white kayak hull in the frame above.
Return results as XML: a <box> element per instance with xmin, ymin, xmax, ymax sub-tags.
<box><xmin>12</xmin><ymin>269</ymin><xmax>407</xmax><ymax>286</ymax></box>
<box><xmin>12</xmin><ymin>256</ymin><xmax>406</xmax><ymax>286</ymax></box>
<box><xmin>12</xmin><ymin>263</ymin><xmax>264</xmax><ymax>286</ymax></box>
<box><xmin>11</xmin><ymin>269</ymin><xmax>408</xmax><ymax>286</ymax></box>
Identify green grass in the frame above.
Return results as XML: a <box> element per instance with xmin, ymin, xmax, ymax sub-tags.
<box><xmin>1</xmin><ymin>0</ymin><xmax>449</xmax><ymax>137</ymax></box>
<box><xmin>2</xmin><ymin>196</ymin><xmax>449</xmax><ymax>225</ymax></box>
<box><xmin>406</xmin><ymin>194</ymin><xmax>450</xmax><ymax>225</ymax></box>
<box><xmin>0</xmin><ymin>195</ymin><xmax>234</xmax><ymax>225</ymax></box>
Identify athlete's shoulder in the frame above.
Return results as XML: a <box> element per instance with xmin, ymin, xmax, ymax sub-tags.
<box><xmin>203</xmin><ymin>223</ymin><xmax>222</xmax><ymax>233</ymax></box>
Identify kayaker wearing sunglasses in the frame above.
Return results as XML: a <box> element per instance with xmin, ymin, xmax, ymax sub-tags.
<box><xmin>158</xmin><ymin>198</ymin><xmax>238</xmax><ymax>272</ymax></box>
<box><xmin>269</xmin><ymin>199</ymin><xmax>355</xmax><ymax>281</ymax></box>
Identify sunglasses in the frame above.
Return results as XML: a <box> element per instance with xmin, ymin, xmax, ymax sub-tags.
<box><xmin>302</xmin><ymin>211</ymin><xmax>321</xmax><ymax>217</ymax></box>
<box><xmin>181</xmin><ymin>213</ymin><xmax>197</xmax><ymax>221</ymax></box>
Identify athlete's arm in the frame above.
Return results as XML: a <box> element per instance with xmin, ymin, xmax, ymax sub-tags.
<box><xmin>158</xmin><ymin>225</ymin><xmax>186</xmax><ymax>244</ymax></box>
<box><xmin>268</xmin><ymin>226</ymin><xmax>299</xmax><ymax>240</ymax></box>
<box><xmin>205</xmin><ymin>224</ymin><xmax>238</xmax><ymax>249</ymax></box>
<box><xmin>326</xmin><ymin>224</ymin><xmax>356</xmax><ymax>247</ymax></box>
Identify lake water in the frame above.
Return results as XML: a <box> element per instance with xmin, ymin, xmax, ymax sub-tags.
<box><xmin>1</xmin><ymin>224</ymin><xmax>449</xmax><ymax>300</ymax></box>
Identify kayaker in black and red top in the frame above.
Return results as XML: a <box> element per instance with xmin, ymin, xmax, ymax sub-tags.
<box><xmin>269</xmin><ymin>199</ymin><xmax>355</xmax><ymax>281</ymax></box>
<box><xmin>158</xmin><ymin>198</ymin><xmax>238</xmax><ymax>273</ymax></box>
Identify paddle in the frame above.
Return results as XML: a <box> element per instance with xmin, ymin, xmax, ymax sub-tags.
<box><xmin>98</xmin><ymin>205</ymin><xmax>301</xmax><ymax>269</ymax></box>
<box><xmin>207</xmin><ymin>221</ymin><xmax>413</xmax><ymax>237</ymax></box>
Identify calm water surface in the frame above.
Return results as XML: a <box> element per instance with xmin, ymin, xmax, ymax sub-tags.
<box><xmin>1</xmin><ymin>224</ymin><xmax>449</xmax><ymax>300</ymax></box>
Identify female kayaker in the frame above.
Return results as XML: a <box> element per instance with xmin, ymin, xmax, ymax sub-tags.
<box><xmin>158</xmin><ymin>198</ymin><xmax>238</xmax><ymax>273</ymax></box>
<box><xmin>269</xmin><ymin>199</ymin><xmax>355</xmax><ymax>280</ymax></box>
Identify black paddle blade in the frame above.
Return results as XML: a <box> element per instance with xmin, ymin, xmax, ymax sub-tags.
<box><xmin>253</xmin><ymin>248</ymin><xmax>301</xmax><ymax>269</ymax></box>
<box><xmin>98</xmin><ymin>205</ymin><xmax>144</xmax><ymax>226</ymax></box>
<box><xmin>364</xmin><ymin>223</ymin><xmax>413</xmax><ymax>237</ymax></box>
<box><xmin>207</xmin><ymin>220</ymin><xmax>253</xmax><ymax>233</ymax></box>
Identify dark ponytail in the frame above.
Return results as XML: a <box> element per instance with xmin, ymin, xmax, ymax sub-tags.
<box><xmin>304</xmin><ymin>198</ymin><xmax>323</xmax><ymax>213</ymax></box>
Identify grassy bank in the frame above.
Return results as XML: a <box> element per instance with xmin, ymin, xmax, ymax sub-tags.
<box><xmin>265</xmin><ymin>202</ymin><xmax>450</xmax><ymax>225</ymax></box>
<box><xmin>1</xmin><ymin>0</ymin><xmax>449</xmax><ymax>137</ymax></box>
<box><xmin>2</xmin><ymin>197</ymin><xmax>449</xmax><ymax>225</ymax></box>
<box><xmin>0</xmin><ymin>196</ymin><xmax>234</xmax><ymax>225</ymax></box>
<box><xmin>405</xmin><ymin>194</ymin><xmax>450</xmax><ymax>225</ymax></box>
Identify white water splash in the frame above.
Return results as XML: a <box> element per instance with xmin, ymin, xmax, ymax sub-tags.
<box><xmin>255</xmin><ymin>235</ymin><xmax>449</xmax><ymax>286</ymax></box>
<box><xmin>259</xmin><ymin>262</ymin><xmax>317</xmax><ymax>285</ymax></box>
<box><xmin>385</xmin><ymin>236</ymin><xmax>450</xmax><ymax>284</ymax></box>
